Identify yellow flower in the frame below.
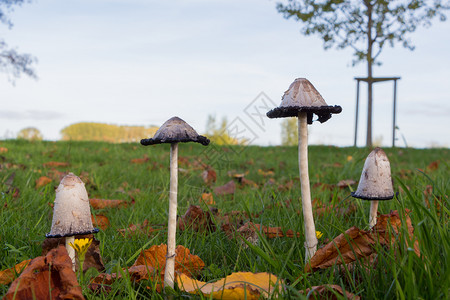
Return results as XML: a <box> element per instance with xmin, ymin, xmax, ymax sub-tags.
<box><xmin>69</xmin><ymin>238</ymin><xmax>92</xmax><ymax>258</ymax></box>
<box><xmin>316</xmin><ymin>231</ymin><xmax>323</xmax><ymax>239</ymax></box>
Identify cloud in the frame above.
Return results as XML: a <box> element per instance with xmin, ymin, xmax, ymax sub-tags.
<box><xmin>0</xmin><ymin>110</ymin><xmax>65</xmax><ymax>120</ymax></box>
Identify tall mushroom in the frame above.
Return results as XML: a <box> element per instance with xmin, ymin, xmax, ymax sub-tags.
<box><xmin>141</xmin><ymin>116</ymin><xmax>209</xmax><ymax>289</ymax></box>
<box><xmin>46</xmin><ymin>173</ymin><xmax>99</xmax><ymax>270</ymax></box>
<box><xmin>267</xmin><ymin>78</ymin><xmax>342</xmax><ymax>261</ymax></box>
<box><xmin>352</xmin><ymin>147</ymin><xmax>394</xmax><ymax>228</ymax></box>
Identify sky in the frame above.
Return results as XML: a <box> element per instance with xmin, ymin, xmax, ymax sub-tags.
<box><xmin>1</xmin><ymin>0</ymin><xmax>449</xmax><ymax>148</ymax></box>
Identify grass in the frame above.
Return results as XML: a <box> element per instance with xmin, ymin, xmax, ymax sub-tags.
<box><xmin>0</xmin><ymin>139</ymin><xmax>448</xmax><ymax>299</ymax></box>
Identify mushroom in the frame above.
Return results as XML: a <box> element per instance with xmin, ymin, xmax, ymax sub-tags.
<box><xmin>46</xmin><ymin>173</ymin><xmax>99</xmax><ymax>270</ymax></box>
<box><xmin>266</xmin><ymin>78</ymin><xmax>342</xmax><ymax>261</ymax></box>
<box><xmin>141</xmin><ymin>116</ymin><xmax>209</xmax><ymax>289</ymax></box>
<box><xmin>352</xmin><ymin>147</ymin><xmax>394</xmax><ymax>228</ymax></box>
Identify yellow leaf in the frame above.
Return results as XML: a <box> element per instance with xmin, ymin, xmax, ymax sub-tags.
<box><xmin>177</xmin><ymin>272</ymin><xmax>283</xmax><ymax>299</ymax></box>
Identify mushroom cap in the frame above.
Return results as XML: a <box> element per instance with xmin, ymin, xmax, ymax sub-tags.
<box><xmin>141</xmin><ymin>116</ymin><xmax>210</xmax><ymax>146</ymax></box>
<box><xmin>351</xmin><ymin>148</ymin><xmax>394</xmax><ymax>200</ymax></box>
<box><xmin>46</xmin><ymin>173</ymin><xmax>99</xmax><ymax>238</ymax></box>
<box><xmin>266</xmin><ymin>78</ymin><xmax>342</xmax><ymax>123</ymax></box>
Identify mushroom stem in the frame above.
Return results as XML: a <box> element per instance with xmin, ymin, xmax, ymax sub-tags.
<box><xmin>298</xmin><ymin>112</ymin><xmax>318</xmax><ymax>262</ymax></box>
<box><xmin>164</xmin><ymin>142</ymin><xmax>178</xmax><ymax>289</ymax></box>
<box><xmin>65</xmin><ymin>236</ymin><xmax>76</xmax><ymax>271</ymax></box>
<box><xmin>369</xmin><ymin>200</ymin><xmax>379</xmax><ymax>228</ymax></box>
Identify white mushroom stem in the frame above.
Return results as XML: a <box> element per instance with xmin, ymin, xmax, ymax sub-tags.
<box><xmin>164</xmin><ymin>142</ymin><xmax>178</xmax><ymax>289</ymax></box>
<box><xmin>65</xmin><ymin>236</ymin><xmax>76</xmax><ymax>271</ymax></box>
<box><xmin>298</xmin><ymin>112</ymin><xmax>318</xmax><ymax>262</ymax></box>
<box><xmin>369</xmin><ymin>200</ymin><xmax>379</xmax><ymax>228</ymax></box>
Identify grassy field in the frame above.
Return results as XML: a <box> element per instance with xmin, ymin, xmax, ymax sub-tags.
<box><xmin>0</xmin><ymin>140</ymin><xmax>448</xmax><ymax>299</ymax></box>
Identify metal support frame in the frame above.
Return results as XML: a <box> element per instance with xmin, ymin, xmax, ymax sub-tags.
<box><xmin>353</xmin><ymin>77</ymin><xmax>400</xmax><ymax>147</ymax></box>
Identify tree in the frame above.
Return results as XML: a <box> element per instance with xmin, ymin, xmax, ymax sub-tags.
<box><xmin>277</xmin><ymin>0</ymin><xmax>449</xmax><ymax>147</ymax></box>
<box><xmin>17</xmin><ymin>127</ymin><xmax>42</xmax><ymax>141</ymax></box>
<box><xmin>281</xmin><ymin>117</ymin><xmax>298</xmax><ymax>146</ymax></box>
<box><xmin>204</xmin><ymin>114</ymin><xmax>240</xmax><ymax>145</ymax></box>
<box><xmin>0</xmin><ymin>0</ymin><xmax>37</xmax><ymax>81</ymax></box>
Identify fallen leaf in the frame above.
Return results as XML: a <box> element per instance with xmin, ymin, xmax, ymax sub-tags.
<box><xmin>177</xmin><ymin>272</ymin><xmax>282</xmax><ymax>299</ymax></box>
<box><xmin>214</xmin><ymin>180</ymin><xmax>236</xmax><ymax>196</ymax></box>
<box><xmin>336</xmin><ymin>179</ymin><xmax>356</xmax><ymax>188</ymax></box>
<box><xmin>200</xmin><ymin>192</ymin><xmax>215</xmax><ymax>205</ymax></box>
<box><xmin>133</xmin><ymin>244</ymin><xmax>205</xmax><ymax>277</ymax></box>
<box><xmin>258</xmin><ymin>169</ymin><xmax>275</xmax><ymax>177</ymax></box>
<box><xmin>130</xmin><ymin>156</ymin><xmax>149</xmax><ymax>164</ymax></box>
<box><xmin>373</xmin><ymin>209</ymin><xmax>420</xmax><ymax>257</ymax></box>
<box><xmin>0</xmin><ymin>259</ymin><xmax>31</xmax><ymax>285</ymax></box>
<box><xmin>202</xmin><ymin>168</ymin><xmax>217</xmax><ymax>185</ymax></box>
<box><xmin>302</xmin><ymin>284</ymin><xmax>360</xmax><ymax>300</ymax></box>
<box><xmin>0</xmin><ymin>147</ymin><xmax>8</xmax><ymax>153</ymax></box>
<box><xmin>238</xmin><ymin>222</ymin><xmax>300</xmax><ymax>239</ymax></box>
<box><xmin>92</xmin><ymin>214</ymin><xmax>110</xmax><ymax>230</ymax></box>
<box><xmin>5</xmin><ymin>245</ymin><xmax>84</xmax><ymax>300</ymax></box>
<box><xmin>89</xmin><ymin>198</ymin><xmax>131</xmax><ymax>209</ymax></box>
<box><xmin>426</xmin><ymin>160</ymin><xmax>439</xmax><ymax>172</ymax></box>
<box><xmin>43</xmin><ymin>161</ymin><xmax>69</xmax><ymax>168</ymax></box>
<box><xmin>35</xmin><ymin>176</ymin><xmax>52</xmax><ymax>189</ymax></box>
<box><xmin>178</xmin><ymin>205</ymin><xmax>216</xmax><ymax>232</ymax></box>
<box><xmin>306</xmin><ymin>226</ymin><xmax>375</xmax><ymax>273</ymax></box>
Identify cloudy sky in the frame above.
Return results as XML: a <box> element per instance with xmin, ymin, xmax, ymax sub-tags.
<box><xmin>1</xmin><ymin>0</ymin><xmax>449</xmax><ymax>147</ymax></box>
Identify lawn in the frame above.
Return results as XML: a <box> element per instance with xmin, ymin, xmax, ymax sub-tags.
<box><xmin>0</xmin><ymin>140</ymin><xmax>448</xmax><ymax>299</ymax></box>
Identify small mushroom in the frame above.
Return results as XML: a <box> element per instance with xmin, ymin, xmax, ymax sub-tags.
<box><xmin>46</xmin><ymin>173</ymin><xmax>99</xmax><ymax>270</ymax></box>
<box><xmin>267</xmin><ymin>78</ymin><xmax>342</xmax><ymax>261</ymax></box>
<box><xmin>141</xmin><ymin>116</ymin><xmax>209</xmax><ymax>289</ymax></box>
<box><xmin>352</xmin><ymin>147</ymin><xmax>394</xmax><ymax>228</ymax></box>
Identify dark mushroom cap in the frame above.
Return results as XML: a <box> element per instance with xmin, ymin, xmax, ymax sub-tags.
<box><xmin>351</xmin><ymin>148</ymin><xmax>394</xmax><ymax>201</ymax></box>
<box><xmin>266</xmin><ymin>78</ymin><xmax>342</xmax><ymax>124</ymax></box>
<box><xmin>141</xmin><ymin>116</ymin><xmax>210</xmax><ymax>146</ymax></box>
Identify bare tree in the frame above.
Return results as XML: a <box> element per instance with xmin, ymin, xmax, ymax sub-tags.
<box><xmin>277</xmin><ymin>0</ymin><xmax>449</xmax><ymax>147</ymax></box>
<box><xmin>1</xmin><ymin>0</ymin><xmax>37</xmax><ymax>82</ymax></box>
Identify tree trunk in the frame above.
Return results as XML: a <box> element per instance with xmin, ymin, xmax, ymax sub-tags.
<box><xmin>366</xmin><ymin>1</ymin><xmax>374</xmax><ymax>148</ymax></box>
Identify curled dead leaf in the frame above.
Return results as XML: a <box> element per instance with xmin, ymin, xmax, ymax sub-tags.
<box><xmin>91</xmin><ymin>214</ymin><xmax>110</xmax><ymax>231</ymax></box>
<box><xmin>118</xmin><ymin>219</ymin><xmax>161</xmax><ymax>237</ymax></box>
<box><xmin>42</xmin><ymin>161</ymin><xmax>69</xmax><ymax>168</ymax></box>
<box><xmin>5</xmin><ymin>245</ymin><xmax>84</xmax><ymax>300</ymax></box>
<box><xmin>214</xmin><ymin>180</ymin><xmax>236</xmax><ymax>196</ymax></box>
<box><xmin>178</xmin><ymin>205</ymin><xmax>216</xmax><ymax>232</ymax></box>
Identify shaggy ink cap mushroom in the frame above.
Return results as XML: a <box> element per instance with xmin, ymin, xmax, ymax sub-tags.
<box><xmin>352</xmin><ymin>147</ymin><xmax>394</xmax><ymax>201</ymax></box>
<box><xmin>266</xmin><ymin>78</ymin><xmax>342</xmax><ymax>123</ymax></box>
<box><xmin>46</xmin><ymin>173</ymin><xmax>99</xmax><ymax>238</ymax></box>
<box><xmin>141</xmin><ymin>116</ymin><xmax>210</xmax><ymax>146</ymax></box>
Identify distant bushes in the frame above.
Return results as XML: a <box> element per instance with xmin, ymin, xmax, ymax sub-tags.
<box><xmin>60</xmin><ymin>122</ymin><xmax>158</xmax><ymax>143</ymax></box>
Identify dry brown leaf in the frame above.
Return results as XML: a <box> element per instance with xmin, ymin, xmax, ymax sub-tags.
<box><xmin>177</xmin><ymin>272</ymin><xmax>282</xmax><ymax>299</ymax></box>
<box><xmin>306</xmin><ymin>226</ymin><xmax>375</xmax><ymax>273</ymax></box>
<box><xmin>0</xmin><ymin>147</ymin><xmax>8</xmax><ymax>153</ymax></box>
<box><xmin>5</xmin><ymin>245</ymin><xmax>84</xmax><ymax>300</ymax></box>
<box><xmin>0</xmin><ymin>259</ymin><xmax>31</xmax><ymax>285</ymax></box>
<box><xmin>35</xmin><ymin>176</ymin><xmax>52</xmax><ymax>189</ymax></box>
<box><xmin>89</xmin><ymin>198</ymin><xmax>131</xmax><ymax>209</ymax></box>
<box><xmin>214</xmin><ymin>180</ymin><xmax>236</xmax><ymax>196</ymax></box>
<box><xmin>302</xmin><ymin>284</ymin><xmax>360</xmax><ymax>300</ymax></box>
<box><xmin>177</xmin><ymin>205</ymin><xmax>216</xmax><ymax>232</ymax></box>
<box><xmin>373</xmin><ymin>209</ymin><xmax>420</xmax><ymax>256</ymax></box>
<box><xmin>130</xmin><ymin>156</ymin><xmax>149</xmax><ymax>164</ymax></box>
<box><xmin>237</xmin><ymin>222</ymin><xmax>300</xmax><ymax>239</ymax></box>
<box><xmin>42</xmin><ymin>161</ymin><xmax>69</xmax><ymax>168</ymax></box>
<box><xmin>118</xmin><ymin>219</ymin><xmax>161</xmax><ymax>237</ymax></box>
<box><xmin>313</xmin><ymin>199</ymin><xmax>357</xmax><ymax>218</ymax></box>
<box><xmin>92</xmin><ymin>214</ymin><xmax>110</xmax><ymax>230</ymax></box>
<box><xmin>427</xmin><ymin>160</ymin><xmax>440</xmax><ymax>172</ymax></box>
<box><xmin>202</xmin><ymin>168</ymin><xmax>217</xmax><ymax>185</ymax></box>
<box><xmin>336</xmin><ymin>179</ymin><xmax>357</xmax><ymax>188</ymax></box>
